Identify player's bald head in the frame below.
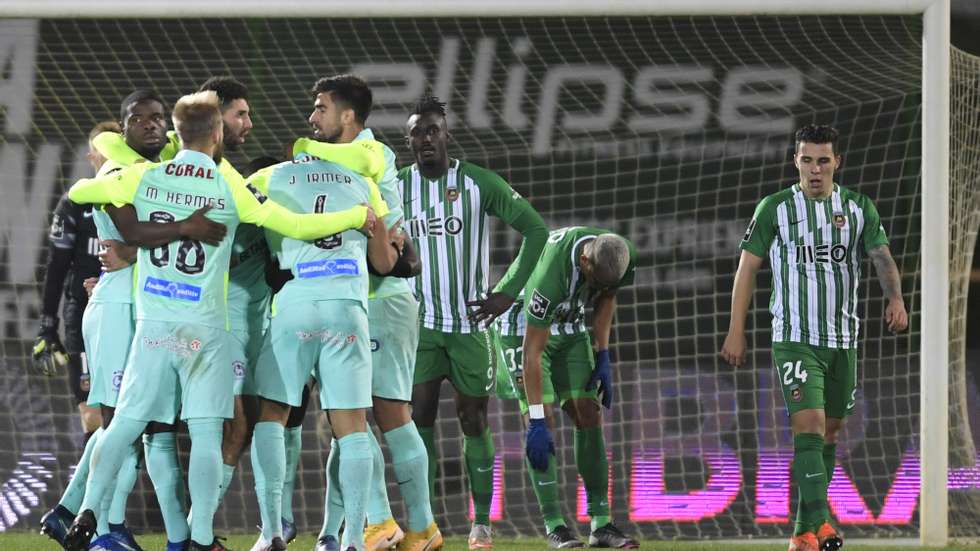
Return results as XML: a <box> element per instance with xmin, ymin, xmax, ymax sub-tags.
<box><xmin>587</xmin><ymin>234</ymin><xmax>630</xmax><ymax>288</ymax></box>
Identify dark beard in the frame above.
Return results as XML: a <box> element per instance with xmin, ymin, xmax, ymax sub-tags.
<box><xmin>132</xmin><ymin>141</ymin><xmax>167</xmax><ymax>162</ymax></box>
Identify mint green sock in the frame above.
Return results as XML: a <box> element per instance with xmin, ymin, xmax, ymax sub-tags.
<box><xmin>385</xmin><ymin>422</ymin><xmax>433</xmax><ymax>532</ymax></box>
<box><xmin>107</xmin><ymin>442</ymin><xmax>140</xmax><ymax>525</ymax></box>
<box><xmin>365</xmin><ymin>430</ymin><xmax>392</xmax><ymax>525</ymax></box>
<box><xmin>338</xmin><ymin>432</ymin><xmax>374</xmax><ymax>550</ymax></box>
<box><xmin>463</xmin><ymin>428</ymin><xmax>495</xmax><ymax>526</ymax></box>
<box><xmin>143</xmin><ymin>431</ymin><xmax>190</xmax><ymax>542</ymax></box>
<box><xmin>79</xmin><ymin>416</ymin><xmax>144</xmax><ymax>515</ymax></box>
<box><xmin>319</xmin><ymin>438</ymin><xmax>345</xmax><ymax>539</ymax></box>
<box><xmin>59</xmin><ymin>427</ymin><xmax>103</xmax><ymax>513</ymax></box>
<box><xmin>251</xmin><ymin>421</ymin><xmax>285</xmax><ymax>542</ymax></box>
<box><xmin>187</xmin><ymin>418</ymin><xmax>223</xmax><ymax>545</ymax></box>
<box><xmin>217</xmin><ymin>464</ymin><xmax>235</xmax><ymax>504</ymax></box>
<box><xmin>282</xmin><ymin>426</ymin><xmax>302</xmax><ymax>524</ymax></box>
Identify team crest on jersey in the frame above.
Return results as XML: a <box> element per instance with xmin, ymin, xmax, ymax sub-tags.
<box><xmin>528</xmin><ymin>290</ymin><xmax>551</xmax><ymax>320</ymax></box>
<box><xmin>232</xmin><ymin>361</ymin><xmax>245</xmax><ymax>380</ymax></box>
<box><xmin>112</xmin><ymin>370</ymin><xmax>124</xmax><ymax>391</ymax></box>
<box><xmin>742</xmin><ymin>219</ymin><xmax>756</xmax><ymax>242</ymax></box>
<box><xmin>833</xmin><ymin>212</ymin><xmax>846</xmax><ymax>228</ymax></box>
<box><xmin>49</xmin><ymin>215</ymin><xmax>64</xmax><ymax>239</ymax></box>
<box><xmin>446</xmin><ymin>185</ymin><xmax>459</xmax><ymax>202</ymax></box>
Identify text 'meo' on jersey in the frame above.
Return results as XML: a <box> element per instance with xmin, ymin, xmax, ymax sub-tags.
<box><xmin>251</xmin><ymin>152</ymin><xmax>388</xmax><ymax>307</ymax></box>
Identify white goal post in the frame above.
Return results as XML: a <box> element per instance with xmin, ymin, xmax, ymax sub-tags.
<box><xmin>0</xmin><ymin>0</ymin><xmax>952</xmax><ymax>546</ymax></box>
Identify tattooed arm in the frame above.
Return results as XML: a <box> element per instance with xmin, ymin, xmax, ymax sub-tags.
<box><xmin>868</xmin><ymin>245</ymin><xmax>909</xmax><ymax>333</ymax></box>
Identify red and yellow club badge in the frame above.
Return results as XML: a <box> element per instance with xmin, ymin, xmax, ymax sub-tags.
<box><xmin>833</xmin><ymin>212</ymin><xmax>847</xmax><ymax>229</ymax></box>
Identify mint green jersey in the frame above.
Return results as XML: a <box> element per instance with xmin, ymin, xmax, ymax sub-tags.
<box><xmin>89</xmin><ymin>159</ymin><xmax>134</xmax><ymax>305</ymax></box>
<box><xmin>227</xmin><ymin>222</ymin><xmax>270</xmax><ymax>334</ymax></box>
<box><xmin>508</xmin><ymin>227</ymin><xmax>637</xmax><ymax>337</ymax></box>
<box><xmin>739</xmin><ymin>183</ymin><xmax>889</xmax><ymax>348</ymax></box>
<box><xmin>252</xmin><ymin>153</ymin><xmax>389</xmax><ymax>308</ymax></box>
<box><xmin>70</xmin><ymin>148</ymin><xmax>372</xmax><ymax>330</ymax></box>
<box><xmin>357</xmin><ymin>129</ymin><xmax>411</xmax><ymax>300</ymax></box>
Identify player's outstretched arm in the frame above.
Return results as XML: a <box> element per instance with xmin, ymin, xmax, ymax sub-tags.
<box><xmin>236</xmin><ymin>170</ymin><xmax>375</xmax><ymax>241</ymax></box>
<box><xmin>67</xmin><ymin>163</ymin><xmax>149</xmax><ymax>207</ymax></box>
<box><xmin>366</xmin><ymin>218</ymin><xmax>402</xmax><ymax>275</ymax></box>
<box><xmin>292</xmin><ymin>137</ymin><xmax>386</xmax><ymax>183</ymax></box>
<box><xmin>522</xmin><ymin>323</ymin><xmax>554</xmax><ymax>471</ymax></box>
<box><xmin>106</xmin><ymin>204</ymin><xmax>227</xmax><ymax>248</ymax></box>
<box><xmin>721</xmin><ymin>250</ymin><xmax>764</xmax><ymax>367</ymax></box>
<box><xmin>868</xmin><ymin>245</ymin><xmax>909</xmax><ymax>333</ymax></box>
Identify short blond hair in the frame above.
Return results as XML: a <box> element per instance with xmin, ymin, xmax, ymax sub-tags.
<box><xmin>172</xmin><ymin>90</ymin><xmax>222</xmax><ymax>146</ymax></box>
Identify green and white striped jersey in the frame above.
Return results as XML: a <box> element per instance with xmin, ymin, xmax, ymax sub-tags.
<box><xmin>740</xmin><ymin>183</ymin><xmax>889</xmax><ymax>349</ymax></box>
<box><xmin>497</xmin><ymin>227</ymin><xmax>637</xmax><ymax>337</ymax></box>
<box><xmin>399</xmin><ymin>159</ymin><xmax>548</xmax><ymax>333</ymax></box>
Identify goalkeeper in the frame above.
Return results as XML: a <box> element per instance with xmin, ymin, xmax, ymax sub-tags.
<box><xmin>496</xmin><ymin>227</ymin><xmax>639</xmax><ymax>550</ymax></box>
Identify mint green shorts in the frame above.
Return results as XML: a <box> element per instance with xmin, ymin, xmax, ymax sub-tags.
<box><xmin>369</xmin><ymin>292</ymin><xmax>419</xmax><ymax>402</ymax></box>
<box><xmin>115</xmin><ymin>319</ymin><xmax>235</xmax><ymax>423</ymax></box>
<box><xmin>230</xmin><ymin>328</ymin><xmax>264</xmax><ymax>396</ymax></box>
<box><xmin>255</xmin><ymin>296</ymin><xmax>372</xmax><ymax>410</ymax></box>
<box><xmin>82</xmin><ymin>301</ymin><xmax>135</xmax><ymax>409</ymax></box>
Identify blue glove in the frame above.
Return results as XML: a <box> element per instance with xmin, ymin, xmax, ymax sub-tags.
<box><xmin>586</xmin><ymin>349</ymin><xmax>613</xmax><ymax>409</ymax></box>
<box><xmin>525</xmin><ymin>418</ymin><xmax>555</xmax><ymax>472</ymax></box>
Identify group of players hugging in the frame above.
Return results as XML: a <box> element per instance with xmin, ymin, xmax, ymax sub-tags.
<box><xmin>31</xmin><ymin>73</ymin><xmax>906</xmax><ymax>551</ymax></box>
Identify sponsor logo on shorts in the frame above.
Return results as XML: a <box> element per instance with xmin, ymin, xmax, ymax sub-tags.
<box><xmin>112</xmin><ymin>370</ymin><xmax>123</xmax><ymax>391</ymax></box>
<box><xmin>296</xmin><ymin>258</ymin><xmax>359</xmax><ymax>278</ymax></box>
<box><xmin>142</xmin><ymin>335</ymin><xmax>202</xmax><ymax>358</ymax></box>
<box><xmin>143</xmin><ymin>277</ymin><xmax>202</xmax><ymax>302</ymax></box>
<box><xmin>296</xmin><ymin>329</ymin><xmax>358</xmax><ymax>348</ymax></box>
<box><xmin>528</xmin><ymin>290</ymin><xmax>551</xmax><ymax>320</ymax></box>
<box><xmin>790</xmin><ymin>386</ymin><xmax>803</xmax><ymax>402</ymax></box>
<box><xmin>233</xmin><ymin>360</ymin><xmax>245</xmax><ymax>380</ymax></box>
<box><xmin>370</xmin><ymin>338</ymin><xmax>380</xmax><ymax>352</ymax></box>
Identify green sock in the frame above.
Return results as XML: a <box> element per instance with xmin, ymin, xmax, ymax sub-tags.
<box><xmin>823</xmin><ymin>443</ymin><xmax>837</xmax><ymax>483</ymax></box>
<box><xmin>525</xmin><ymin>454</ymin><xmax>564</xmax><ymax>533</ymax></box>
<box><xmin>366</xmin><ymin>429</ymin><xmax>393</xmax><ymax>525</ymax></box>
<box><xmin>385</xmin><ymin>422</ymin><xmax>434</xmax><ymax>532</ymax></box>
<box><xmin>282</xmin><ymin>426</ymin><xmax>302</xmax><ymax>524</ymax></box>
<box><xmin>338</xmin><ymin>432</ymin><xmax>374</xmax><ymax>551</ymax></box>
<box><xmin>143</xmin><ymin>431</ymin><xmax>190</xmax><ymax>543</ymax></box>
<box><xmin>463</xmin><ymin>428</ymin><xmax>495</xmax><ymax>526</ymax></box>
<box><xmin>187</xmin><ymin>418</ymin><xmax>224</xmax><ymax>545</ymax></box>
<box><xmin>107</xmin><ymin>443</ymin><xmax>140</xmax><ymax>525</ymax></box>
<box><xmin>252</xmin><ymin>422</ymin><xmax>285</xmax><ymax>542</ymax></box>
<box><xmin>793</xmin><ymin>433</ymin><xmax>829</xmax><ymax>535</ymax></box>
<box><xmin>59</xmin><ymin>427</ymin><xmax>103</xmax><ymax>513</ymax></box>
<box><xmin>574</xmin><ymin>427</ymin><xmax>609</xmax><ymax>531</ymax></box>
<box><xmin>417</xmin><ymin>426</ymin><xmax>438</xmax><ymax>499</ymax></box>
<box><xmin>319</xmin><ymin>439</ymin><xmax>345</xmax><ymax>539</ymax></box>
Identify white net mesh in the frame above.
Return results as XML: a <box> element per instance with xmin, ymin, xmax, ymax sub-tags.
<box><xmin>0</xmin><ymin>13</ymin><xmax>975</xmax><ymax>541</ymax></box>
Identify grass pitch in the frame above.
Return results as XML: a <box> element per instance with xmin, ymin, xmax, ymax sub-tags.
<box><xmin>2</xmin><ymin>532</ymin><xmax>979</xmax><ymax>551</ymax></box>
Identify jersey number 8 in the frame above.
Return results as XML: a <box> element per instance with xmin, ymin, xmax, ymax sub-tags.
<box><xmin>149</xmin><ymin>211</ymin><xmax>206</xmax><ymax>275</ymax></box>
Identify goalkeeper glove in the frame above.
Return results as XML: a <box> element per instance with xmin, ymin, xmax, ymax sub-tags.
<box><xmin>586</xmin><ymin>349</ymin><xmax>613</xmax><ymax>409</ymax></box>
<box><xmin>32</xmin><ymin>316</ymin><xmax>68</xmax><ymax>377</ymax></box>
<box><xmin>525</xmin><ymin>418</ymin><xmax>555</xmax><ymax>472</ymax></box>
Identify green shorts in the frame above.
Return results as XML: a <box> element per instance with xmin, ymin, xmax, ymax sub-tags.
<box><xmin>115</xmin><ymin>320</ymin><xmax>235</xmax><ymax>423</ymax></box>
<box><xmin>496</xmin><ymin>332</ymin><xmax>597</xmax><ymax>414</ymax></box>
<box><xmin>772</xmin><ymin>341</ymin><xmax>857</xmax><ymax>418</ymax></box>
<box><xmin>369</xmin><ymin>292</ymin><xmax>419</xmax><ymax>402</ymax></box>
<box><xmin>82</xmin><ymin>301</ymin><xmax>135</xmax><ymax>409</ymax></box>
<box><xmin>414</xmin><ymin>326</ymin><xmax>501</xmax><ymax>397</ymax></box>
<box><xmin>255</xmin><ymin>295</ymin><xmax>372</xmax><ymax>410</ymax></box>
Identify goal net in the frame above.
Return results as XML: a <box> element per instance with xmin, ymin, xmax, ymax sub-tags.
<box><xmin>0</xmin><ymin>12</ymin><xmax>976</xmax><ymax>541</ymax></box>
